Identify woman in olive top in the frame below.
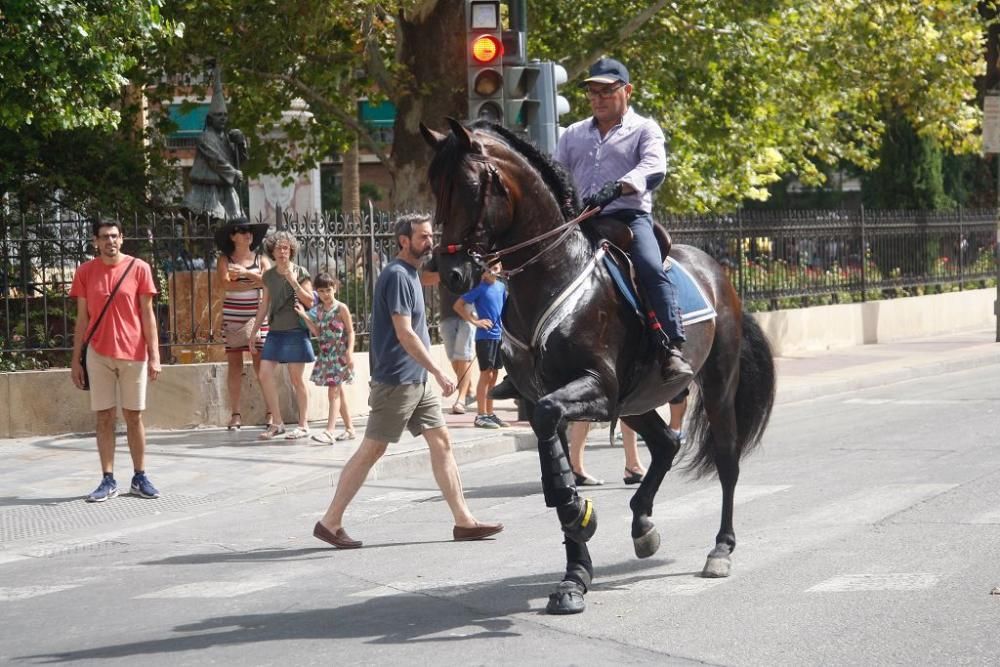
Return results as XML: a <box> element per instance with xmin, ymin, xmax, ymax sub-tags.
<box><xmin>251</xmin><ymin>231</ymin><xmax>315</xmax><ymax>440</ymax></box>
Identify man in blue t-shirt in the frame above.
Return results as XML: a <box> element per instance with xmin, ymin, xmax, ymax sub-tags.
<box><xmin>456</xmin><ymin>262</ymin><xmax>508</xmax><ymax>429</ymax></box>
<box><xmin>313</xmin><ymin>215</ymin><xmax>503</xmax><ymax>549</ymax></box>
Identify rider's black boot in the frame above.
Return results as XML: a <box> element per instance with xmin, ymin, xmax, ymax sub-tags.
<box><xmin>660</xmin><ymin>339</ymin><xmax>694</xmax><ymax>384</ymax></box>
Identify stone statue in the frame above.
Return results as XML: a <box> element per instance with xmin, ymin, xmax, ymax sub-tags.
<box><xmin>181</xmin><ymin>62</ymin><xmax>248</xmax><ymax>221</ymax></box>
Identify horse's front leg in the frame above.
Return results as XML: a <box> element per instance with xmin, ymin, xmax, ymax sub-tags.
<box><xmin>622</xmin><ymin>410</ymin><xmax>683</xmax><ymax>559</ymax></box>
<box><xmin>530</xmin><ymin>375</ymin><xmax>608</xmax><ymax>615</ymax></box>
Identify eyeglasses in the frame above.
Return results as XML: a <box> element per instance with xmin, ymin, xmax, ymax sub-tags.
<box><xmin>233</xmin><ymin>227</ymin><xmax>251</xmax><ymax>234</ymax></box>
<box><xmin>585</xmin><ymin>83</ymin><xmax>625</xmax><ymax>99</ymax></box>
<box><xmin>97</xmin><ymin>233</ymin><xmax>121</xmax><ymax>242</ymax></box>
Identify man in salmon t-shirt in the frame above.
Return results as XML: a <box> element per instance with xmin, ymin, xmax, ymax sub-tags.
<box><xmin>70</xmin><ymin>220</ymin><xmax>162</xmax><ymax>503</ymax></box>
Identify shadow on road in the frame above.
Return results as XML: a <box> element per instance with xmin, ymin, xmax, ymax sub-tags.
<box><xmin>21</xmin><ymin>558</ymin><xmax>674</xmax><ymax>662</ymax></box>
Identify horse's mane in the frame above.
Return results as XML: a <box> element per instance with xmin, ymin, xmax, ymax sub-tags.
<box><xmin>427</xmin><ymin>121</ymin><xmax>580</xmax><ymax>221</ymax></box>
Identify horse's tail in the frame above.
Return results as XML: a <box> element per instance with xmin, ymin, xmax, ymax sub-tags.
<box><xmin>686</xmin><ymin>311</ymin><xmax>776</xmax><ymax>477</ymax></box>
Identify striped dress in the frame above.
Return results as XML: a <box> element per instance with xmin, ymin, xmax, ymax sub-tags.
<box><xmin>222</xmin><ymin>253</ymin><xmax>268</xmax><ymax>353</ymax></box>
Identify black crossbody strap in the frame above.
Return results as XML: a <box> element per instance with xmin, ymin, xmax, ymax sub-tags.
<box><xmin>83</xmin><ymin>258</ymin><xmax>138</xmax><ymax>346</ymax></box>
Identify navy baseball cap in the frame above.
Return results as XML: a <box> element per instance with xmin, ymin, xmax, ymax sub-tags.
<box><xmin>582</xmin><ymin>58</ymin><xmax>630</xmax><ymax>86</ymax></box>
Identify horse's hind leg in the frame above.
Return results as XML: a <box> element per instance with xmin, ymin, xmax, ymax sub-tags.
<box><xmin>699</xmin><ymin>393</ymin><xmax>740</xmax><ymax>578</ymax></box>
<box><xmin>622</xmin><ymin>410</ymin><xmax>682</xmax><ymax>559</ymax></box>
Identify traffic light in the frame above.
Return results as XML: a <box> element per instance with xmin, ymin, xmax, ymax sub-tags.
<box><xmin>502</xmin><ymin>64</ymin><xmax>540</xmax><ymax>138</ymax></box>
<box><xmin>527</xmin><ymin>60</ymin><xmax>570</xmax><ymax>155</ymax></box>
<box><xmin>466</xmin><ymin>0</ymin><xmax>504</xmax><ymax>123</ymax></box>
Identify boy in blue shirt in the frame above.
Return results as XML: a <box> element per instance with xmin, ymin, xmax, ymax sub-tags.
<box><xmin>455</xmin><ymin>262</ymin><xmax>508</xmax><ymax>428</ymax></box>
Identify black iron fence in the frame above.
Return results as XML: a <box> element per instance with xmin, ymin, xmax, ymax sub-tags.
<box><xmin>1</xmin><ymin>207</ymin><xmax>996</xmax><ymax>370</ymax></box>
<box><xmin>666</xmin><ymin>208</ymin><xmax>998</xmax><ymax>311</ymax></box>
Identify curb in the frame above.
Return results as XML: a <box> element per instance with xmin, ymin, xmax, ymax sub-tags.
<box><xmin>775</xmin><ymin>348</ymin><xmax>1000</xmax><ymax>404</ymax></box>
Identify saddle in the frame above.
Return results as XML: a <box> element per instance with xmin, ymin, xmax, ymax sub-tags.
<box><xmin>582</xmin><ymin>215</ymin><xmax>673</xmax><ymax>324</ymax></box>
<box><xmin>584</xmin><ymin>216</ymin><xmax>672</xmax><ymax>264</ymax></box>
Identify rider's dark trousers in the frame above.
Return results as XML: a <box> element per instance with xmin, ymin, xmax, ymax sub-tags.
<box><xmin>613</xmin><ymin>209</ymin><xmax>685</xmax><ymax>343</ymax></box>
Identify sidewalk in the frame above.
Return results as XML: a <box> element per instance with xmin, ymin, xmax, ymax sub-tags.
<box><xmin>1</xmin><ymin>328</ymin><xmax>996</xmax><ymax>559</ymax></box>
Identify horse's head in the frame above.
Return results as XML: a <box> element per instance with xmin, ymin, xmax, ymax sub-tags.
<box><xmin>420</xmin><ymin>118</ymin><xmax>517</xmax><ymax>293</ymax></box>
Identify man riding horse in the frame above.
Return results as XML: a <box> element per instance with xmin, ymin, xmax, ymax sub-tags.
<box><xmin>554</xmin><ymin>57</ymin><xmax>692</xmax><ymax>385</ymax></box>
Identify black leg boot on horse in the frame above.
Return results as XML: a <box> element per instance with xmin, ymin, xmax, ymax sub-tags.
<box><xmin>538</xmin><ymin>434</ymin><xmax>597</xmax><ymax>546</ymax></box>
<box><xmin>538</xmin><ymin>433</ymin><xmax>595</xmax><ymax>615</ymax></box>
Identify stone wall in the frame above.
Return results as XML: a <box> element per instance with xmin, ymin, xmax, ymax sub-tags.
<box><xmin>1</xmin><ymin>288</ymin><xmax>995</xmax><ymax>438</ymax></box>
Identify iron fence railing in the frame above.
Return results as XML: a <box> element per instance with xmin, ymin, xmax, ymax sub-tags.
<box><xmin>666</xmin><ymin>207</ymin><xmax>998</xmax><ymax>310</ymax></box>
<box><xmin>1</xmin><ymin>207</ymin><xmax>997</xmax><ymax>369</ymax></box>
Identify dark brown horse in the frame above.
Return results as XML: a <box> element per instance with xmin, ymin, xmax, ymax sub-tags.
<box><xmin>421</xmin><ymin>118</ymin><xmax>775</xmax><ymax>614</ymax></box>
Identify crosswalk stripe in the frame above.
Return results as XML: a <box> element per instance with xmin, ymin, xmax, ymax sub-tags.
<box><xmin>843</xmin><ymin>398</ymin><xmax>986</xmax><ymax>406</ymax></box>
<box><xmin>0</xmin><ymin>585</ymin><xmax>81</xmax><ymax>601</ymax></box>
<box><xmin>136</xmin><ymin>580</ymin><xmax>282</xmax><ymax>599</ymax></box>
<box><xmin>786</xmin><ymin>484</ymin><xmax>954</xmax><ymax>526</ymax></box>
<box><xmin>807</xmin><ymin>573</ymin><xmax>939</xmax><ymax>592</ymax></box>
<box><xmin>635</xmin><ymin>484</ymin><xmax>954</xmax><ymax>597</ymax></box>
<box><xmin>968</xmin><ymin>508</ymin><xmax>1000</xmax><ymax>524</ymax></box>
<box><xmin>656</xmin><ymin>484</ymin><xmax>792</xmax><ymax>524</ymax></box>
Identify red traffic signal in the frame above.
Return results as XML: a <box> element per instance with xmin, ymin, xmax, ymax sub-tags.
<box><xmin>470</xmin><ymin>35</ymin><xmax>502</xmax><ymax>65</ymax></box>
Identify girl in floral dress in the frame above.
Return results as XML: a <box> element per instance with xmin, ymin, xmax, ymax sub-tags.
<box><xmin>295</xmin><ymin>272</ymin><xmax>356</xmax><ymax>443</ymax></box>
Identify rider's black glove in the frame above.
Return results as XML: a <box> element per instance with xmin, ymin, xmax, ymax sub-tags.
<box><xmin>583</xmin><ymin>180</ymin><xmax>624</xmax><ymax>211</ymax></box>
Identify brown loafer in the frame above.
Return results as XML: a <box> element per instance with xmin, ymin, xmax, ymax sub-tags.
<box><xmin>453</xmin><ymin>521</ymin><xmax>504</xmax><ymax>541</ymax></box>
<box><xmin>313</xmin><ymin>521</ymin><xmax>362</xmax><ymax>549</ymax></box>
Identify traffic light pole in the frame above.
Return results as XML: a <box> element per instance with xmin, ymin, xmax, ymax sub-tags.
<box><xmin>509</xmin><ymin>0</ymin><xmax>526</xmax><ymax>31</ymax></box>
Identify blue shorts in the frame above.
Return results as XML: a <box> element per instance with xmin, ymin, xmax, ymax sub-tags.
<box><xmin>441</xmin><ymin>316</ymin><xmax>475</xmax><ymax>361</ymax></box>
<box><xmin>261</xmin><ymin>328</ymin><xmax>315</xmax><ymax>364</ymax></box>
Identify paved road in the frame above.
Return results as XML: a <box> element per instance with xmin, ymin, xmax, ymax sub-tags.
<box><xmin>1</xmin><ymin>334</ymin><xmax>998</xmax><ymax>665</ymax></box>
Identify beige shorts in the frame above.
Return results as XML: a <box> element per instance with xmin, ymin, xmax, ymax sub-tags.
<box><xmin>86</xmin><ymin>348</ymin><xmax>148</xmax><ymax>412</ymax></box>
<box><xmin>364</xmin><ymin>381</ymin><xmax>446</xmax><ymax>443</ymax></box>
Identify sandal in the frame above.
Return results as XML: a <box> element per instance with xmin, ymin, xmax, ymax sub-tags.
<box><xmin>258</xmin><ymin>424</ymin><xmax>285</xmax><ymax>440</ymax></box>
<box><xmin>335</xmin><ymin>430</ymin><xmax>356</xmax><ymax>441</ymax></box>
<box><xmin>227</xmin><ymin>413</ymin><xmax>242</xmax><ymax>431</ymax></box>
<box><xmin>284</xmin><ymin>426</ymin><xmax>310</xmax><ymax>440</ymax></box>
<box><xmin>311</xmin><ymin>430</ymin><xmax>335</xmax><ymax>444</ymax></box>
<box><xmin>623</xmin><ymin>468</ymin><xmax>646</xmax><ymax>485</ymax></box>
<box><xmin>259</xmin><ymin>412</ymin><xmax>274</xmax><ymax>427</ymax></box>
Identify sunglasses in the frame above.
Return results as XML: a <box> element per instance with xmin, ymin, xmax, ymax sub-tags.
<box><xmin>233</xmin><ymin>227</ymin><xmax>252</xmax><ymax>234</ymax></box>
<box><xmin>585</xmin><ymin>83</ymin><xmax>626</xmax><ymax>99</ymax></box>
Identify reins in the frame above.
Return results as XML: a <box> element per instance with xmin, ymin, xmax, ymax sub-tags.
<box><xmin>438</xmin><ymin>203</ymin><xmax>601</xmax><ymax>279</ymax></box>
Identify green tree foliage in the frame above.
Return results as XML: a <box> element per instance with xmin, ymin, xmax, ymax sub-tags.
<box><xmin>532</xmin><ymin>0</ymin><xmax>986</xmax><ymax>211</ymax></box>
<box><xmin>0</xmin><ymin>0</ymin><xmax>180</xmax><ymax>133</ymax></box>
<box><xmin>0</xmin><ymin>1</ymin><xmax>182</xmax><ymax>213</ymax></box>
<box><xmin>25</xmin><ymin>0</ymin><xmax>989</xmax><ymax>212</ymax></box>
<box><xmin>862</xmin><ymin>113</ymin><xmax>953</xmax><ymax>210</ymax></box>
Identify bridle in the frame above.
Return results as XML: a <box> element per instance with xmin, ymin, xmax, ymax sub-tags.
<box><xmin>433</xmin><ymin>155</ymin><xmax>600</xmax><ymax>279</ymax></box>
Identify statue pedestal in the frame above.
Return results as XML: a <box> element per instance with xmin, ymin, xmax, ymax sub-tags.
<box><xmin>166</xmin><ymin>270</ymin><xmax>227</xmax><ymax>363</ymax></box>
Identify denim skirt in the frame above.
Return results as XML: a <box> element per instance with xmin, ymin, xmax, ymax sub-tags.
<box><xmin>261</xmin><ymin>328</ymin><xmax>315</xmax><ymax>364</ymax></box>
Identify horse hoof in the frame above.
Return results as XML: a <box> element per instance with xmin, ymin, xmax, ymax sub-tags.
<box><xmin>561</xmin><ymin>497</ymin><xmax>597</xmax><ymax>544</ymax></box>
<box><xmin>545</xmin><ymin>580</ymin><xmax>586</xmax><ymax>615</ymax></box>
<box><xmin>633</xmin><ymin>527</ymin><xmax>661</xmax><ymax>559</ymax></box>
<box><xmin>702</xmin><ymin>555</ymin><xmax>731</xmax><ymax>578</ymax></box>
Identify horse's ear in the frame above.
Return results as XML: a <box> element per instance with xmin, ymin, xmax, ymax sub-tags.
<box><xmin>446</xmin><ymin>117</ymin><xmax>473</xmax><ymax>151</ymax></box>
<box><xmin>419</xmin><ymin>122</ymin><xmax>448</xmax><ymax>151</ymax></box>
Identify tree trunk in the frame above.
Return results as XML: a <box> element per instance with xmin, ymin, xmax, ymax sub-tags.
<box><xmin>391</xmin><ymin>0</ymin><xmax>467</xmax><ymax>209</ymax></box>
<box><xmin>342</xmin><ymin>133</ymin><xmax>361</xmax><ymax>219</ymax></box>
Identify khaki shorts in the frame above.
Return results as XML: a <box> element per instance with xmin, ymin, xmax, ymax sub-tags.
<box><xmin>365</xmin><ymin>381</ymin><xmax>446</xmax><ymax>443</ymax></box>
<box><xmin>86</xmin><ymin>348</ymin><xmax>148</xmax><ymax>412</ymax></box>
